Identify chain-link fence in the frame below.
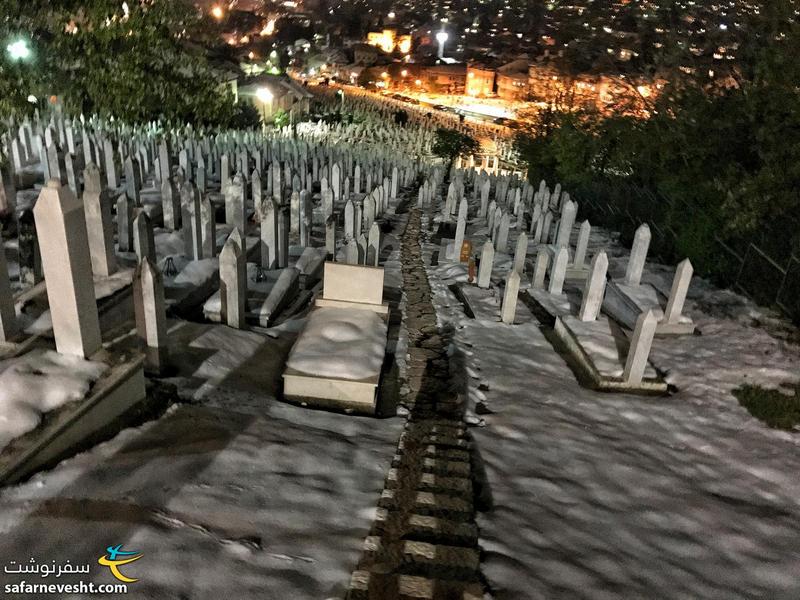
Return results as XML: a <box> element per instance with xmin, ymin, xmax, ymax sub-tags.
<box><xmin>573</xmin><ymin>181</ymin><xmax>800</xmax><ymax>324</ymax></box>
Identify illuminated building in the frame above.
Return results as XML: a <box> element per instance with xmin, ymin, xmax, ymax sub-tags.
<box><xmin>366</xmin><ymin>29</ymin><xmax>412</xmax><ymax>55</ymax></box>
<box><xmin>465</xmin><ymin>64</ymin><xmax>495</xmax><ymax>97</ymax></box>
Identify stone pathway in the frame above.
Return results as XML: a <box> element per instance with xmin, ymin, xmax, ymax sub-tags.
<box><xmin>347</xmin><ymin>206</ymin><xmax>486</xmax><ymax>599</ymax></box>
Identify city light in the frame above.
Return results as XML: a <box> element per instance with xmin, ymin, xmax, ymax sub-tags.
<box><xmin>261</xmin><ymin>19</ymin><xmax>276</xmax><ymax>36</ymax></box>
<box><xmin>210</xmin><ymin>5</ymin><xmax>224</xmax><ymax>20</ymax></box>
<box><xmin>6</xmin><ymin>39</ymin><xmax>31</xmax><ymax>61</ymax></box>
<box><xmin>436</xmin><ymin>31</ymin><xmax>449</xmax><ymax>59</ymax></box>
<box><xmin>456</xmin><ymin>103</ymin><xmax>515</xmax><ymax>119</ymax></box>
<box><xmin>256</xmin><ymin>87</ymin><xmax>273</xmax><ymax>103</ymax></box>
<box><xmin>401</xmin><ymin>70</ymin><xmax>408</xmax><ymax>77</ymax></box>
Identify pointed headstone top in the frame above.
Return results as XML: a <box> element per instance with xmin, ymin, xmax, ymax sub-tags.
<box><xmin>228</xmin><ymin>227</ymin><xmax>244</xmax><ymax>252</ymax></box>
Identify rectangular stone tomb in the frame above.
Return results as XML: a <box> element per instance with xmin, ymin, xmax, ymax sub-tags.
<box><xmin>8</xmin><ymin>269</ymin><xmax>136</xmax><ymax>357</ymax></box>
<box><xmin>553</xmin><ymin>315</ymin><xmax>668</xmax><ymax>394</ymax></box>
<box><xmin>525</xmin><ymin>287</ymin><xmax>576</xmax><ymax>323</ymax></box>
<box><xmin>282</xmin><ymin>262</ymin><xmax>390</xmax><ymax>414</ymax></box>
<box><xmin>565</xmin><ymin>263</ymin><xmax>590</xmax><ymax>281</ymax></box>
<box><xmin>282</xmin><ymin>307</ymin><xmax>388</xmax><ymax>414</ymax></box>
<box><xmin>314</xmin><ymin>262</ymin><xmax>389</xmax><ymax>314</ymax></box>
<box><xmin>602</xmin><ymin>280</ymin><xmax>695</xmax><ymax>335</ymax></box>
<box><xmin>0</xmin><ymin>352</ymin><xmax>146</xmax><ymax>485</ymax></box>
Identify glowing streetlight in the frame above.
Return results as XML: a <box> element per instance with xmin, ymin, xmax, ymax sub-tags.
<box><xmin>435</xmin><ymin>31</ymin><xmax>448</xmax><ymax>59</ymax></box>
<box><xmin>7</xmin><ymin>39</ymin><xmax>31</xmax><ymax>61</ymax></box>
<box><xmin>210</xmin><ymin>5</ymin><xmax>224</xmax><ymax>20</ymax></box>
<box><xmin>401</xmin><ymin>69</ymin><xmax>408</xmax><ymax>77</ymax></box>
<box><xmin>256</xmin><ymin>87</ymin><xmax>273</xmax><ymax>124</ymax></box>
<box><xmin>256</xmin><ymin>87</ymin><xmax>273</xmax><ymax>104</ymax></box>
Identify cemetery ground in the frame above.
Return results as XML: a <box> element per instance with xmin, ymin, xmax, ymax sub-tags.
<box><xmin>0</xmin><ymin>100</ymin><xmax>799</xmax><ymax>599</ymax></box>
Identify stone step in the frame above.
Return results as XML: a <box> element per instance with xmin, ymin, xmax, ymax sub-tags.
<box><xmin>386</xmin><ymin>468</ymin><xmax>473</xmax><ymax>498</ymax></box>
<box><xmin>396</xmin><ymin>442</ymin><xmax>470</xmax><ymax>463</ymax></box>
<box><xmin>423</xmin><ymin>435</ymin><xmax>470</xmax><ymax>450</ymax></box>
<box><xmin>400</xmin><ymin>540</ymin><xmax>481</xmax><ymax>581</ymax></box>
<box><xmin>406</xmin><ymin>418</ymin><xmax>466</xmax><ymax>431</ymax></box>
<box><xmin>348</xmin><ymin>570</ymin><xmax>484</xmax><ymax>600</ymax></box>
<box><xmin>404</xmin><ymin>424</ymin><xmax>469</xmax><ymax>442</ymax></box>
<box><xmin>361</xmin><ymin>535</ymin><xmax>383</xmax><ymax>559</ymax></box>
<box><xmin>421</xmin><ymin>457</ymin><xmax>471</xmax><ymax>477</ymax></box>
<box><xmin>379</xmin><ymin>489</ymin><xmax>473</xmax><ymax>518</ymax></box>
<box><xmin>391</xmin><ymin>455</ymin><xmax>471</xmax><ymax>477</ymax></box>
<box><xmin>373</xmin><ymin>508</ymin><xmax>478</xmax><ymax>547</ymax></box>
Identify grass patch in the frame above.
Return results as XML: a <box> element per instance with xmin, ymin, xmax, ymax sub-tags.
<box><xmin>733</xmin><ymin>383</ymin><xmax>800</xmax><ymax>430</ymax></box>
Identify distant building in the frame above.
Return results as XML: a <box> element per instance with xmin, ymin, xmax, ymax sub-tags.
<box><xmin>465</xmin><ymin>64</ymin><xmax>495</xmax><ymax>97</ymax></box>
<box><xmin>496</xmin><ymin>59</ymin><xmax>531</xmax><ymax>101</ymax></box>
<box><xmin>238</xmin><ymin>74</ymin><xmax>313</xmax><ymax>121</ymax></box>
<box><xmin>527</xmin><ymin>62</ymin><xmax>661</xmax><ymax>115</ymax></box>
<box><xmin>420</xmin><ymin>64</ymin><xmax>467</xmax><ymax>94</ymax></box>
<box><xmin>366</xmin><ymin>29</ymin><xmax>412</xmax><ymax>55</ymax></box>
<box><xmin>353</xmin><ymin>44</ymin><xmax>381</xmax><ymax>66</ymax></box>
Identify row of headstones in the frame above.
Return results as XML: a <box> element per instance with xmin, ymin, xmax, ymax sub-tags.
<box><xmin>497</xmin><ymin>220</ymin><xmax>693</xmax><ymax>385</ymax></box>
<box><xmin>332</xmin><ymin>88</ymin><xmax>510</xmax><ymax>146</ymax></box>
<box><xmin>7</xmin><ymin>103</ymin><xmax>429</xmax><ymax>170</ymax></box>
<box><xmin>2</xmin><ymin>106</ymin><xmax>432</xmax><ymax>366</ymax></box>
<box><xmin>4</xmin><ymin>109</ymin><xmax>424</xmax><ymax>205</ymax></box>
<box><xmin>0</xmin><ymin>180</ymin><xmax>167</xmax><ymax>373</ymax></box>
<box><xmin>207</xmin><ymin>151</ymin><xmax>408</xmax><ymax>327</ymax></box>
<box><xmin>0</xmin><ymin>107</ymin><xmax>429</xmax><ymax>328</ymax></box>
<box><xmin>215</xmin><ymin>190</ymin><xmax>392</xmax><ymax>328</ymax></box>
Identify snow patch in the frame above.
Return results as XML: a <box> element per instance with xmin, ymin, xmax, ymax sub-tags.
<box><xmin>286</xmin><ymin>307</ymin><xmax>387</xmax><ymax>381</ymax></box>
<box><xmin>0</xmin><ymin>350</ymin><xmax>107</xmax><ymax>451</ymax></box>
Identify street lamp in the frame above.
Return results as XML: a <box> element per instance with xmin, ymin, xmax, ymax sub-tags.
<box><xmin>436</xmin><ymin>31</ymin><xmax>448</xmax><ymax>59</ymax></box>
<box><xmin>256</xmin><ymin>87</ymin><xmax>273</xmax><ymax>123</ymax></box>
<box><xmin>256</xmin><ymin>87</ymin><xmax>273</xmax><ymax>103</ymax></box>
<box><xmin>210</xmin><ymin>5</ymin><xmax>224</xmax><ymax>20</ymax></box>
<box><xmin>7</xmin><ymin>39</ymin><xmax>31</xmax><ymax>61</ymax></box>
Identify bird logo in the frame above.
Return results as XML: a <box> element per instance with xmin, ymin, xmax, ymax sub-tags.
<box><xmin>97</xmin><ymin>545</ymin><xmax>142</xmax><ymax>583</ymax></box>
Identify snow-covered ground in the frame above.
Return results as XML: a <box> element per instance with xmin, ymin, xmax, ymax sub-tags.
<box><xmin>0</xmin><ymin>320</ymin><xmax>403</xmax><ymax>600</ymax></box>
<box><xmin>0</xmin><ymin>195</ymin><xmax>411</xmax><ymax>600</ymax></box>
<box><xmin>424</xmin><ymin>211</ymin><xmax>800</xmax><ymax>599</ymax></box>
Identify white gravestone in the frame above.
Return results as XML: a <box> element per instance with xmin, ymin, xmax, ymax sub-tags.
<box><xmin>34</xmin><ymin>180</ymin><xmax>102</xmax><ymax>358</ymax></box>
<box><xmin>501</xmin><ymin>270</ymin><xmax>520</xmax><ymax>325</ymax></box>
<box><xmin>623</xmin><ymin>309</ymin><xmax>658</xmax><ymax>385</ymax></box>
<box><xmin>578</xmin><ymin>251</ymin><xmax>608</xmax><ymax>322</ymax></box>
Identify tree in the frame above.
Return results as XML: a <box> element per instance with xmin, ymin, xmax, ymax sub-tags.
<box><xmin>432</xmin><ymin>128</ymin><xmax>480</xmax><ymax>171</ymax></box>
<box><xmin>0</xmin><ymin>0</ymin><xmax>237</xmax><ymax>125</ymax></box>
<box><xmin>229</xmin><ymin>102</ymin><xmax>262</xmax><ymax>130</ymax></box>
<box><xmin>514</xmin><ymin>2</ymin><xmax>800</xmax><ymax>322</ymax></box>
